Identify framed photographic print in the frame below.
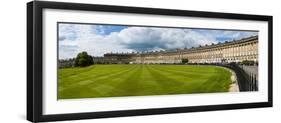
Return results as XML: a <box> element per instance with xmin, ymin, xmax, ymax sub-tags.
<box><xmin>27</xmin><ymin>1</ymin><xmax>273</xmax><ymax>122</ymax></box>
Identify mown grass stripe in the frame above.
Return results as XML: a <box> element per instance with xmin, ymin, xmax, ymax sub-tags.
<box><xmin>58</xmin><ymin>64</ymin><xmax>232</xmax><ymax>99</ymax></box>
<box><xmin>59</xmin><ymin>65</ymin><xmax>137</xmax><ymax>91</ymax></box>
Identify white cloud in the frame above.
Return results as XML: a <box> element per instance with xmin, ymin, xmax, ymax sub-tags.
<box><xmin>58</xmin><ymin>24</ymin><xmax>257</xmax><ymax>59</ymax></box>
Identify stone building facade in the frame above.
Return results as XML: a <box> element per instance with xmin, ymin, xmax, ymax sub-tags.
<box><xmin>94</xmin><ymin>36</ymin><xmax>258</xmax><ymax>64</ymax></box>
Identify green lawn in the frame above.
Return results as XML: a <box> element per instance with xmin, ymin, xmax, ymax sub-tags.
<box><xmin>58</xmin><ymin>64</ymin><xmax>232</xmax><ymax>99</ymax></box>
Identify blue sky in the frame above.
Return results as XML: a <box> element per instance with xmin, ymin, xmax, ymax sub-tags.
<box><xmin>95</xmin><ymin>25</ymin><xmax>127</xmax><ymax>35</ymax></box>
<box><xmin>59</xmin><ymin>23</ymin><xmax>258</xmax><ymax>59</ymax></box>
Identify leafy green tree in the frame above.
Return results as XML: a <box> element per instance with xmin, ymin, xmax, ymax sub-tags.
<box><xmin>74</xmin><ymin>51</ymin><xmax>93</xmax><ymax>67</ymax></box>
<box><xmin>182</xmin><ymin>58</ymin><xmax>189</xmax><ymax>64</ymax></box>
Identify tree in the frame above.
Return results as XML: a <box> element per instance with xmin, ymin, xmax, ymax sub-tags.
<box><xmin>74</xmin><ymin>51</ymin><xmax>94</xmax><ymax>67</ymax></box>
<box><xmin>241</xmin><ymin>60</ymin><xmax>254</xmax><ymax>66</ymax></box>
<box><xmin>181</xmin><ymin>58</ymin><xmax>189</xmax><ymax>64</ymax></box>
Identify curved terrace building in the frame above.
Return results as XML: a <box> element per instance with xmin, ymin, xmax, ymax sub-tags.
<box><xmin>95</xmin><ymin>35</ymin><xmax>258</xmax><ymax>64</ymax></box>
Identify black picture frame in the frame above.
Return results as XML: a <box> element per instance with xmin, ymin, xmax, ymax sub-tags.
<box><xmin>27</xmin><ymin>1</ymin><xmax>273</xmax><ymax>122</ymax></box>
